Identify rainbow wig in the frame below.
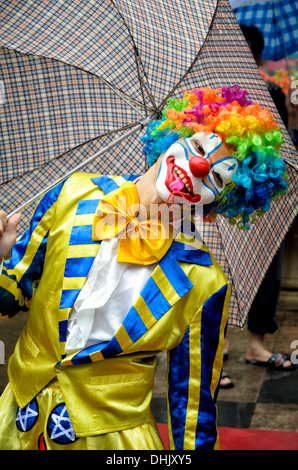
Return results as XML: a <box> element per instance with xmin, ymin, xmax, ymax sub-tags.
<box><xmin>141</xmin><ymin>85</ymin><xmax>288</xmax><ymax>229</ymax></box>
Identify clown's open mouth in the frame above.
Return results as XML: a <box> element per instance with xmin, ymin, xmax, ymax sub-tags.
<box><xmin>166</xmin><ymin>156</ymin><xmax>201</xmax><ymax>203</ymax></box>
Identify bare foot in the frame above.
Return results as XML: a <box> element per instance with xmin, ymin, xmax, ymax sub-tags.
<box><xmin>246</xmin><ymin>332</ymin><xmax>294</xmax><ymax>369</ymax></box>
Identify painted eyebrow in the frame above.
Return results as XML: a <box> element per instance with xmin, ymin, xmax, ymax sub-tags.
<box><xmin>182</xmin><ymin>137</ymin><xmax>197</xmax><ymax>158</ymax></box>
<box><xmin>209</xmin><ymin>156</ymin><xmax>236</xmax><ymax>170</ymax></box>
<box><xmin>206</xmin><ymin>140</ymin><xmax>223</xmax><ymax>158</ymax></box>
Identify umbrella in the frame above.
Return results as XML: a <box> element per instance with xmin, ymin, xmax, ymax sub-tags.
<box><xmin>230</xmin><ymin>0</ymin><xmax>298</xmax><ymax>61</ymax></box>
<box><xmin>0</xmin><ymin>0</ymin><xmax>297</xmax><ymax>327</ymax></box>
<box><xmin>0</xmin><ymin>0</ymin><xmax>217</xmax><ymax>216</ymax></box>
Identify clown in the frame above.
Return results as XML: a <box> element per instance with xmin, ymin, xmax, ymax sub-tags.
<box><xmin>0</xmin><ymin>86</ymin><xmax>287</xmax><ymax>450</ymax></box>
<box><xmin>154</xmin><ymin>131</ymin><xmax>239</xmax><ymax>205</ymax></box>
<box><xmin>142</xmin><ymin>85</ymin><xmax>287</xmax><ymax>229</ymax></box>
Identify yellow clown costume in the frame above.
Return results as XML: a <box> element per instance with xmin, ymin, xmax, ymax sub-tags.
<box><xmin>0</xmin><ymin>172</ymin><xmax>230</xmax><ymax>450</ymax></box>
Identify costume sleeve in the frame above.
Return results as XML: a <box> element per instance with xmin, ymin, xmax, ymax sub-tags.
<box><xmin>0</xmin><ymin>182</ymin><xmax>65</xmax><ymax>319</ymax></box>
<box><xmin>167</xmin><ymin>282</ymin><xmax>230</xmax><ymax>450</ymax></box>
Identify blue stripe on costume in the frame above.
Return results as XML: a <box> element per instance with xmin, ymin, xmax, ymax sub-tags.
<box><xmin>59</xmin><ymin>320</ymin><xmax>68</xmax><ymax>343</ymax></box>
<box><xmin>60</xmin><ymin>289</ymin><xmax>81</xmax><ymax>309</ymax></box>
<box><xmin>101</xmin><ymin>336</ymin><xmax>123</xmax><ymax>359</ymax></box>
<box><xmin>168</xmin><ymin>241</ymin><xmax>212</xmax><ymax>267</ymax></box>
<box><xmin>195</xmin><ymin>284</ymin><xmax>228</xmax><ymax>449</ymax></box>
<box><xmin>64</xmin><ymin>257</ymin><xmax>95</xmax><ymax>278</ymax></box>
<box><xmin>5</xmin><ymin>181</ymin><xmax>65</xmax><ymax>269</ymax></box>
<box><xmin>18</xmin><ymin>233</ymin><xmax>49</xmax><ymax>298</ymax></box>
<box><xmin>122</xmin><ymin>175</ymin><xmax>140</xmax><ymax>182</ymax></box>
<box><xmin>122</xmin><ymin>306</ymin><xmax>148</xmax><ymax>342</ymax></box>
<box><xmin>76</xmin><ymin>199</ymin><xmax>101</xmax><ymax>215</ymax></box>
<box><xmin>168</xmin><ymin>326</ymin><xmax>190</xmax><ymax>450</ymax></box>
<box><xmin>159</xmin><ymin>249</ymin><xmax>194</xmax><ymax>298</ymax></box>
<box><xmin>66</xmin><ymin>337</ymin><xmax>123</xmax><ymax>365</ymax></box>
<box><xmin>91</xmin><ymin>175</ymin><xmax>140</xmax><ymax>194</ymax></box>
<box><xmin>0</xmin><ymin>182</ymin><xmax>65</xmax><ymax>318</ymax></box>
<box><xmin>139</xmin><ymin>277</ymin><xmax>171</xmax><ymax>320</ymax></box>
<box><xmin>71</xmin><ymin>341</ymin><xmax>110</xmax><ymax>365</ymax></box>
<box><xmin>69</xmin><ymin>226</ymin><xmax>100</xmax><ymax>245</ymax></box>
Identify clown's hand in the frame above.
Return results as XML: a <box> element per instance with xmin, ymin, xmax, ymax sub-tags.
<box><xmin>0</xmin><ymin>211</ymin><xmax>22</xmax><ymax>260</ymax></box>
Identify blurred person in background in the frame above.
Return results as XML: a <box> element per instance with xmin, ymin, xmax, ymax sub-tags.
<box><xmin>220</xmin><ymin>25</ymin><xmax>296</xmax><ymax>389</ymax></box>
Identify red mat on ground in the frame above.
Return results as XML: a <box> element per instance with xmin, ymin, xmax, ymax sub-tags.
<box><xmin>157</xmin><ymin>424</ymin><xmax>298</xmax><ymax>450</ymax></box>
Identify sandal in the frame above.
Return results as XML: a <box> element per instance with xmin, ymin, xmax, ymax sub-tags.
<box><xmin>246</xmin><ymin>353</ymin><xmax>297</xmax><ymax>371</ymax></box>
<box><xmin>220</xmin><ymin>371</ymin><xmax>234</xmax><ymax>389</ymax></box>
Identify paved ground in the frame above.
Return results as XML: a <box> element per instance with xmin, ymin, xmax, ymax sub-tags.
<box><xmin>152</xmin><ymin>309</ymin><xmax>298</xmax><ymax>432</ymax></box>
<box><xmin>1</xmin><ymin>308</ymin><xmax>298</xmax><ymax>434</ymax></box>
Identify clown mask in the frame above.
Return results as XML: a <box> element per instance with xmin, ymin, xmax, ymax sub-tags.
<box><xmin>155</xmin><ymin>132</ymin><xmax>239</xmax><ymax>205</ymax></box>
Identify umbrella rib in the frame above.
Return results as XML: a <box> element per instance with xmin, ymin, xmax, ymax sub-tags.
<box><xmin>3</xmin><ymin>44</ymin><xmax>152</xmax><ymax>115</ymax></box>
<box><xmin>131</xmin><ymin>42</ymin><xmax>158</xmax><ymax>113</ymax></box>
<box><xmin>155</xmin><ymin>0</ymin><xmax>219</xmax><ymax>114</ymax></box>
<box><xmin>133</xmin><ymin>45</ymin><xmax>149</xmax><ymax>116</ymax></box>
<box><xmin>7</xmin><ymin>115</ymin><xmax>155</xmax><ymax>219</ymax></box>
<box><xmin>110</xmin><ymin>0</ymin><xmax>158</xmax><ymax>112</ymax></box>
<box><xmin>99</xmin><ymin>76</ymin><xmax>149</xmax><ymax>116</ymax></box>
<box><xmin>6</xmin><ymin>0</ymin><xmax>219</xmax><ymax>216</ymax></box>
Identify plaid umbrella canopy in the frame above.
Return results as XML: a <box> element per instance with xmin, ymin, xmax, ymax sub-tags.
<box><xmin>0</xmin><ymin>0</ymin><xmax>297</xmax><ymax>327</ymax></box>
<box><xmin>230</xmin><ymin>0</ymin><xmax>298</xmax><ymax>61</ymax></box>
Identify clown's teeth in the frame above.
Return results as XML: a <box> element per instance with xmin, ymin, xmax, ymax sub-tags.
<box><xmin>173</xmin><ymin>166</ymin><xmax>191</xmax><ymax>193</ymax></box>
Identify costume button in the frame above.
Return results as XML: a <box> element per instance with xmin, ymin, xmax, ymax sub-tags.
<box><xmin>16</xmin><ymin>398</ymin><xmax>39</xmax><ymax>432</ymax></box>
<box><xmin>47</xmin><ymin>402</ymin><xmax>78</xmax><ymax>445</ymax></box>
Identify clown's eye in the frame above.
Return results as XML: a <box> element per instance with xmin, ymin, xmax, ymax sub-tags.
<box><xmin>191</xmin><ymin>140</ymin><xmax>205</xmax><ymax>156</ymax></box>
<box><xmin>212</xmin><ymin>170</ymin><xmax>223</xmax><ymax>188</ymax></box>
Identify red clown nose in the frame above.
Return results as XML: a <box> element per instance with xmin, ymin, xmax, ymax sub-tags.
<box><xmin>189</xmin><ymin>155</ymin><xmax>210</xmax><ymax>179</ymax></box>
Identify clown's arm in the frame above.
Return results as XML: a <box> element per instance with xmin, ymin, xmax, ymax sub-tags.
<box><xmin>0</xmin><ymin>182</ymin><xmax>64</xmax><ymax>319</ymax></box>
<box><xmin>166</xmin><ymin>282</ymin><xmax>230</xmax><ymax>450</ymax></box>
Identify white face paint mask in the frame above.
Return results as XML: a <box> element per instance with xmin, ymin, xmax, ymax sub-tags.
<box><xmin>155</xmin><ymin>132</ymin><xmax>239</xmax><ymax>205</ymax></box>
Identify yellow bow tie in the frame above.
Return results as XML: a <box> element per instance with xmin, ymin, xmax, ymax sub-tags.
<box><xmin>92</xmin><ymin>181</ymin><xmax>174</xmax><ymax>265</ymax></box>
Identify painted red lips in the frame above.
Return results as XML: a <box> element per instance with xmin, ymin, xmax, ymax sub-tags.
<box><xmin>165</xmin><ymin>156</ymin><xmax>201</xmax><ymax>203</ymax></box>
